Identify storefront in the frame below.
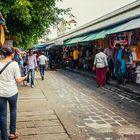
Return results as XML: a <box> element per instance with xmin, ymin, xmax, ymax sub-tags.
<box><xmin>107</xmin><ymin>27</ymin><xmax>140</xmax><ymax>84</ymax></box>
<box><xmin>64</xmin><ymin>29</ymin><xmax>109</xmax><ymax>70</ymax></box>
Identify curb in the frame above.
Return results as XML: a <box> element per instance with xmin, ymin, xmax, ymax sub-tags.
<box><xmin>66</xmin><ymin>68</ymin><xmax>140</xmax><ymax>95</ymax></box>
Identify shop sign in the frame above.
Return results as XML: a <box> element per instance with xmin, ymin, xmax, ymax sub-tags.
<box><xmin>113</xmin><ymin>33</ymin><xmax>128</xmax><ymax>47</ymax></box>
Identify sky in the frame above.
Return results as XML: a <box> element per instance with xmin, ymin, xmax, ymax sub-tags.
<box><xmin>49</xmin><ymin>0</ymin><xmax>136</xmax><ymax>39</ymax></box>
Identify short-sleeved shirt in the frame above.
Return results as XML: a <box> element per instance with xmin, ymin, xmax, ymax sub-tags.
<box><xmin>104</xmin><ymin>47</ymin><xmax>114</xmax><ymax>61</ymax></box>
<box><xmin>38</xmin><ymin>55</ymin><xmax>48</xmax><ymax>65</ymax></box>
<box><xmin>0</xmin><ymin>61</ymin><xmax>21</xmax><ymax>97</ymax></box>
<box><xmin>73</xmin><ymin>50</ymin><xmax>79</xmax><ymax>60</ymax></box>
<box><xmin>94</xmin><ymin>52</ymin><xmax>108</xmax><ymax>68</ymax></box>
<box><xmin>27</xmin><ymin>55</ymin><xmax>37</xmax><ymax>69</ymax></box>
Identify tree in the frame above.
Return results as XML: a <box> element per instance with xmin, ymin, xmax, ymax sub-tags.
<box><xmin>0</xmin><ymin>0</ymin><xmax>71</xmax><ymax>49</ymax></box>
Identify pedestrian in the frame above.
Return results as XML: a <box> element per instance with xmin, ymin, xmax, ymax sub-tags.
<box><xmin>38</xmin><ymin>51</ymin><xmax>49</xmax><ymax>80</ymax></box>
<box><xmin>26</xmin><ymin>49</ymin><xmax>37</xmax><ymax>88</ymax></box>
<box><xmin>13</xmin><ymin>48</ymin><xmax>23</xmax><ymax>73</ymax></box>
<box><xmin>48</xmin><ymin>49</ymin><xmax>53</xmax><ymax>69</ymax></box>
<box><xmin>63</xmin><ymin>48</ymin><xmax>67</xmax><ymax>68</ymax></box>
<box><xmin>120</xmin><ymin>45</ymin><xmax>127</xmax><ymax>85</ymax></box>
<box><xmin>104</xmin><ymin>46</ymin><xmax>114</xmax><ymax>81</ymax></box>
<box><xmin>113</xmin><ymin>44</ymin><xmax>121</xmax><ymax>81</ymax></box>
<box><xmin>73</xmin><ymin>47</ymin><xmax>79</xmax><ymax>69</ymax></box>
<box><xmin>116</xmin><ymin>44</ymin><xmax>127</xmax><ymax>84</ymax></box>
<box><xmin>0</xmin><ymin>47</ymin><xmax>27</xmax><ymax>140</ymax></box>
<box><xmin>92</xmin><ymin>47</ymin><xmax>109</xmax><ymax>87</ymax></box>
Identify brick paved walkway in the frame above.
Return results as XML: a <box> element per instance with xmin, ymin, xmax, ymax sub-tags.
<box><xmin>3</xmin><ymin>70</ymin><xmax>140</xmax><ymax>140</ymax></box>
<box><xmin>11</xmin><ymin>82</ymin><xmax>71</xmax><ymax>140</ymax></box>
<box><xmin>39</xmin><ymin>70</ymin><xmax>140</xmax><ymax>140</ymax></box>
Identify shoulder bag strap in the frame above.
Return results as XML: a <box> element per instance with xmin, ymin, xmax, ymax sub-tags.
<box><xmin>0</xmin><ymin>61</ymin><xmax>13</xmax><ymax>74</ymax></box>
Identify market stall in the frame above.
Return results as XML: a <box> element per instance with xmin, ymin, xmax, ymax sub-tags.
<box><xmin>107</xmin><ymin>27</ymin><xmax>140</xmax><ymax>84</ymax></box>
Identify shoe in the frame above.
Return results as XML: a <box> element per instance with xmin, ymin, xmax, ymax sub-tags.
<box><xmin>101</xmin><ymin>85</ymin><xmax>105</xmax><ymax>88</ymax></box>
<box><xmin>123</xmin><ymin>79</ymin><xmax>126</xmax><ymax>85</ymax></box>
<box><xmin>41</xmin><ymin>76</ymin><xmax>44</xmax><ymax>80</ymax></box>
<box><xmin>9</xmin><ymin>133</ymin><xmax>18</xmax><ymax>139</ymax></box>
<box><xmin>106</xmin><ymin>81</ymin><xmax>110</xmax><ymax>85</ymax></box>
<box><xmin>31</xmin><ymin>85</ymin><xmax>34</xmax><ymax>88</ymax></box>
<box><xmin>96</xmin><ymin>84</ymin><xmax>100</xmax><ymax>88</ymax></box>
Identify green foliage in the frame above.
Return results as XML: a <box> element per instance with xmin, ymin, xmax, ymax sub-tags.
<box><xmin>0</xmin><ymin>0</ymin><xmax>71</xmax><ymax>49</ymax></box>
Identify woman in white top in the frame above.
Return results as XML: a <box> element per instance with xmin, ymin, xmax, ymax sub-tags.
<box><xmin>0</xmin><ymin>47</ymin><xmax>27</xmax><ymax>140</ymax></box>
<box><xmin>93</xmin><ymin>47</ymin><xmax>109</xmax><ymax>87</ymax></box>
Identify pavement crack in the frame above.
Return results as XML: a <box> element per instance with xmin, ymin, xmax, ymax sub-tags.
<box><xmin>53</xmin><ymin>110</ymin><xmax>72</xmax><ymax>140</ymax></box>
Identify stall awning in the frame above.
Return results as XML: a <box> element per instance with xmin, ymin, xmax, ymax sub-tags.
<box><xmin>64</xmin><ymin>35</ymin><xmax>88</xmax><ymax>45</ymax></box>
<box><xmin>64</xmin><ymin>26</ymin><xmax>124</xmax><ymax>44</ymax></box>
<box><xmin>82</xmin><ymin>30</ymin><xmax>107</xmax><ymax>42</ymax></box>
<box><xmin>64</xmin><ymin>18</ymin><xmax>140</xmax><ymax>45</ymax></box>
<box><xmin>107</xmin><ymin>18</ymin><xmax>140</xmax><ymax>34</ymax></box>
<box><xmin>46</xmin><ymin>44</ymin><xmax>55</xmax><ymax>50</ymax></box>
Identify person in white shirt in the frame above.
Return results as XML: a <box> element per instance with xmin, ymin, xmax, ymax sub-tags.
<box><xmin>38</xmin><ymin>51</ymin><xmax>48</xmax><ymax>80</ymax></box>
<box><xmin>0</xmin><ymin>47</ymin><xmax>27</xmax><ymax>140</ymax></box>
<box><xmin>131</xmin><ymin>46</ymin><xmax>137</xmax><ymax>68</ymax></box>
<box><xmin>92</xmin><ymin>48</ymin><xmax>109</xmax><ymax>87</ymax></box>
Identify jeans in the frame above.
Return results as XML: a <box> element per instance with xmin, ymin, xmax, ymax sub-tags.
<box><xmin>49</xmin><ymin>59</ymin><xmax>52</xmax><ymax>69</ymax></box>
<box><xmin>0</xmin><ymin>94</ymin><xmax>18</xmax><ymax>140</ymax></box>
<box><xmin>73</xmin><ymin>60</ymin><xmax>79</xmax><ymax>69</ymax></box>
<box><xmin>27</xmin><ymin>69</ymin><xmax>35</xmax><ymax>85</ymax></box>
<box><xmin>114</xmin><ymin>62</ymin><xmax>121</xmax><ymax>80</ymax></box>
<box><xmin>39</xmin><ymin>65</ymin><xmax>45</xmax><ymax>77</ymax></box>
<box><xmin>106</xmin><ymin>59</ymin><xmax>114</xmax><ymax>81</ymax></box>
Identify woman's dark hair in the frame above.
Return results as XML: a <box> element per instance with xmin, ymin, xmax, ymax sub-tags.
<box><xmin>0</xmin><ymin>47</ymin><xmax>14</xmax><ymax>57</ymax></box>
<box><xmin>115</xmin><ymin>43</ymin><xmax>121</xmax><ymax>48</ymax></box>
<box><xmin>97</xmin><ymin>47</ymin><xmax>103</xmax><ymax>53</ymax></box>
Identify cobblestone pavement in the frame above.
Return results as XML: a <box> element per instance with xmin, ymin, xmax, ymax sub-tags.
<box><xmin>36</xmin><ymin>70</ymin><xmax>140</xmax><ymax>140</ymax></box>
<box><xmin>13</xmin><ymin>82</ymin><xmax>71</xmax><ymax>140</ymax></box>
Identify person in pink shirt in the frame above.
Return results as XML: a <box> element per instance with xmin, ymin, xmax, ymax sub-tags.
<box><xmin>26</xmin><ymin>49</ymin><xmax>37</xmax><ymax>88</ymax></box>
<box><xmin>104</xmin><ymin>46</ymin><xmax>114</xmax><ymax>81</ymax></box>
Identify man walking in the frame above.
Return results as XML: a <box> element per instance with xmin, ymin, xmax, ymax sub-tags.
<box><xmin>104</xmin><ymin>46</ymin><xmax>114</xmax><ymax>81</ymax></box>
<box><xmin>26</xmin><ymin>49</ymin><xmax>37</xmax><ymax>88</ymax></box>
<box><xmin>38</xmin><ymin>51</ymin><xmax>48</xmax><ymax>80</ymax></box>
<box><xmin>73</xmin><ymin>47</ymin><xmax>79</xmax><ymax>69</ymax></box>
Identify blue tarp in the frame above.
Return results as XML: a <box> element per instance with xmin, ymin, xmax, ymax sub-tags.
<box><xmin>33</xmin><ymin>44</ymin><xmax>48</xmax><ymax>51</ymax></box>
<box><xmin>33</xmin><ymin>43</ymin><xmax>55</xmax><ymax>51</ymax></box>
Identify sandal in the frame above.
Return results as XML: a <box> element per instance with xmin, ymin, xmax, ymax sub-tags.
<box><xmin>9</xmin><ymin>134</ymin><xmax>18</xmax><ymax>139</ymax></box>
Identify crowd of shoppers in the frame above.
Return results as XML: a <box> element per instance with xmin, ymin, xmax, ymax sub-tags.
<box><xmin>105</xmin><ymin>44</ymin><xmax>137</xmax><ymax>85</ymax></box>
<box><xmin>62</xmin><ymin>43</ymin><xmax>137</xmax><ymax>87</ymax></box>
